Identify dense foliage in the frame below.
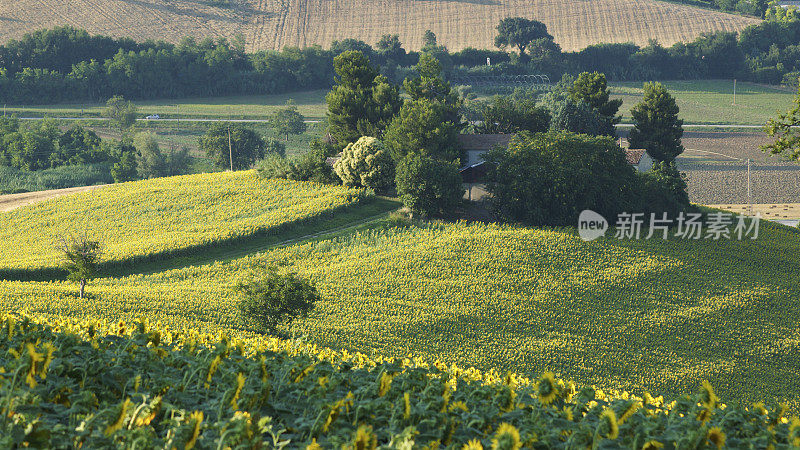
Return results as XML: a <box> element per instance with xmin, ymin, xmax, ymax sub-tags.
<box><xmin>484</xmin><ymin>132</ymin><xmax>639</xmax><ymax>226</ymax></box>
<box><xmin>0</xmin><ymin>116</ymin><xmax>123</xmax><ymax>172</ymax></box>
<box><xmin>628</xmin><ymin>82</ymin><xmax>685</xmax><ymax>163</ymax></box>
<box><xmin>10</xmin><ymin>15</ymin><xmax>800</xmax><ymax>105</ymax></box>
<box><xmin>198</xmin><ymin>123</ymin><xmax>267</xmax><ymax>171</ymax></box>
<box><xmin>0</xmin><ymin>163</ymin><xmax>113</xmax><ymax>194</ymax></box>
<box><xmin>236</xmin><ymin>267</ymin><xmax>321</xmax><ymax>334</ymax></box>
<box><xmin>395</xmin><ymin>153</ymin><xmax>463</xmax><ymax>218</ymax></box>
<box><xmin>4</xmin><ymin>315</ymin><xmax>800</xmax><ymax>448</ymax></box>
<box><xmin>0</xmin><ymin>172</ymin><xmax>369</xmax><ymax>272</ymax></box>
<box><xmin>333</xmin><ymin>136</ymin><xmax>395</xmax><ymax>191</ymax></box>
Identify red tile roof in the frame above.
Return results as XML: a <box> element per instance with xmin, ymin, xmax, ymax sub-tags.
<box><xmin>625</xmin><ymin>149</ymin><xmax>648</xmax><ymax>165</ymax></box>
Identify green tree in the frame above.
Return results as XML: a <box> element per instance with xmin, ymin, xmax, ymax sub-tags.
<box><xmin>628</xmin><ymin>82</ymin><xmax>684</xmax><ymax>162</ymax></box>
<box><xmin>103</xmin><ymin>95</ymin><xmax>137</xmax><ymax>130</ymax></box>
<box><xmin>326</xmin><ymin>51</ymin><xmax>402</xmax><ymax>147</ymax></box>
<box><xmin>269</xmin><ymin>102</ymin><xmax>307</xmax><ymax>141</ymax></box>
<box><xmin>60</xmin><ymin>233</ymin><xmax>102</xmax><ymax>299</ymax></box>
<box><xmin>422</xmin><ymin>30</ymin><xmax>437</xmax><ymax>49</ymax></box>
<box><xmin>134</xmin><ymin>132</ymin><xmax>166</xmax><ymax>179</ymax></box>
<box><xmin>402</xmin><ymin>53</ymin><xmax>460</xmax><ymax>116</ymax></box>
<box><xmin>108</xmin><ymin>140</ymin><xmax>138</xmax><ymax>182</ymax></box>
<box><xmin>384</xmin><ymin>55</ymin><xmax>463</xmax><ymax>162</ymax></box>
<box><xmin>541</xmin><ymin>92</ymin><xmax>605</xmax><ymax>136</ymax></box>
<box><xmin>383</xmin><ymin>98</ymin><xmax>461</xmax><ymax>162</ymax></box>
<box><xmin>568</xmin><ymin>72</ymin><xmax>622</xmax><ymax>136</ymax></box>
<box><xmin>395</xmin><ymin>153</ymin><xmax>463</xmax><ymax>218</ymax></box>
<box><xmin>483</xmin><ymin>131</ymin><xmax>638</xmax><ymax>226</ymax></box>
<box><xmin>494</xmin><ymin>17</ymin><xmax>553</xmax><ymax>63</ymax></box>
<box><xmin>376</xmin><ymin>34</ymin><xmax>406</xmax><ymax>61</ymax></box>
<box><xmin>476</xmin><ymin>95</ymin><xmax>550</xmax><ymax>134</ymax></box>
<box><xmin>333</xmin><ymin>136</ymin><xmax>395</xmax><ymax>191</ymax></box>
<box><xmin>199</xmin><ymin>123</ymin><xmax>266</xmax><ymax>170</ymax></box>
<box><xmin>54</xmin><ymin>125</ymin><xmax>103</xmax><ymax>166</ymax></box>
<box><xmin>763</xmin><ymin>84</ymin><xmax>800</xmax><ymax>161</ymax></box>
<box><xmin>637</xmin><ymin>161</ymin><xmax>691</xmax><ymax>218</ymax></box>
<box><xmin>236</xmin><ymin>267</ymin><xmax>321</xmax><ymax>334</ymax></box>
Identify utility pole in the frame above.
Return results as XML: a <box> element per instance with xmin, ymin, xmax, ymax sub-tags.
<box><xmin>747</xmin><ymin>158</ymin><xmax>752</xmax><ymax>215</ymax></box>
<box><xmin>228</xmin><ymin>123</ymin><xmax>233</xmax><ymax>172</ymax></box>
<box><xmin>733</xmin><ymin>79</ymin><xmax>737</xmax><ymax>106</ymax></box>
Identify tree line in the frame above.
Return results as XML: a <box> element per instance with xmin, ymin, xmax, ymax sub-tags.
<box><xmin>5</xmin><ymin>15</ymin><xmax>800</xmax><ymax>104</ymax></box>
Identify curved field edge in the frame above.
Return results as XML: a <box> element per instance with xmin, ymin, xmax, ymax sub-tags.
<box><xmin>0</xmin><ymin>172</ymin><xmax>383</xmax><ymax>280</ymax></box>
<box><xmin>4</xmin><ymin>217</ymin><xmax>799</xmax><ymax>409</ymax></box>
<box><xmin>0</xmin><ymin>314</ymin><xmax>795</xmax><ymax>448</ymax></box>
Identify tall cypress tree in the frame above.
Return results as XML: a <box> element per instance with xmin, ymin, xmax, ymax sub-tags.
<box><xmin>628</xmin><ymin>82</ymin><xmax>684</xmax><ymax>163</ymax></box>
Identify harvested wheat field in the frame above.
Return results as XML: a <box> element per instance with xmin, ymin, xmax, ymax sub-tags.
<box><xmin>0</xmin><ymin>0</ymin><xmax>759</xmax><ymax>52</ymax></box>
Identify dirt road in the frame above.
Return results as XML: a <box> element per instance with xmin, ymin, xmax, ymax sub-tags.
<box><xmin>0</xmin><ymin>185</ymin><xmax>105</xmax><ymax>213</ymax></box>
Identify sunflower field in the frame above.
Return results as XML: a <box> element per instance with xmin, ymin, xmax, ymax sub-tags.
<box><xmin>2</xmin><ymin>219</ymin><xmax>799</xmax><ymax>411</ymax></box>
<box><xmin>1</xmin><ymin>314</ymin><xmax>798</xmax><ymax>449</ymax></box>
<box><xmin>0</xmin><ymin>171</ymin><xmax>369</xmax><ymax>273</ymax></box>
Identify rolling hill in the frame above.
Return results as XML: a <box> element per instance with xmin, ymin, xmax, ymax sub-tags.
<box><xmin>2</xmin><ymin>172</ymin><xmax>798</xmax><ymax>408</ymax></box>
<box><xmin>0</xmin><ymin>0</ymin><xmax>759</xmax><ymax>52</ymax></box>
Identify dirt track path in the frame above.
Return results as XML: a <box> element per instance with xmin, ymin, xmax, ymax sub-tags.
<box><xmin>0</xmin><ymin>185</ymin><xmax>105</xmax><ymax>213</ymax></box>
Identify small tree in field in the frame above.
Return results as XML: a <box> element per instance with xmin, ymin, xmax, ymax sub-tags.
<box><xmin>269</xmin><ymin>102</ymin><xmax>307</xmax><ymax>141</ymax></box>
<box><xmin>104</xmin><ymin>95</ymin><xmax>138</xmax><ymax>131</ymax></box>
<box><xmin>60</xmin><ymin>234</ymin><xmax>103</xmax><ymax>299</ymax></box>
<box><xmin>236</xmin><ymin>267</ymin><xmax>321</xmax><ymax>335</ymax></box>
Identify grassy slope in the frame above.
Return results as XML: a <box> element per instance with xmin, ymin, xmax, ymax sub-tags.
<box><xmin>0</xmin><ymin>0</ymin><xmax>758</xmax><ymax>53</ymax></box>
<box><xmin>0</xmin><ymin>171</ymin><xmax>372</xmax><ymax>276</ymax></box>
<box><xmin>5</xmin><ymin>218</ymin><xmax>799</xmax><ymax>409</ymax></box>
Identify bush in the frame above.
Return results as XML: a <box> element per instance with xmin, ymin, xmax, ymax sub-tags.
<box><xmin>0</xmin><ymin>163</ymin><xmax>113</xmax><ymax>193</ymax></box>
<box><xmin>637</xmin><ymin>161</ymin><xmax>691</xmax><ymax>218</ymax></box>
<box><xmin>541</xmin><ymin>92</ymin><xmax>605</xmax><ymax>136</ymax></box>
<box><xmin>395</xmin><ymin>153</ymin><xmax>463</xmax><ymax>218</ymax></box>
<box><xmin>333</xmin><ymin>136</ymin><xmax>394</xmax><ymax>191</ymax></box>
<box><xmin>255</xmin><ymin>153</ymin><xmax>293</xmax><ymax>179</ymax></box>
<box><xmin>236</xmin><ymin>267</ymin><xmax>321</xmax><ymax>334</ymax></box>
<box><xmin>484</xmin><ymin>131</ymin><xmax>638</xmax><ymax>226</ymax></box>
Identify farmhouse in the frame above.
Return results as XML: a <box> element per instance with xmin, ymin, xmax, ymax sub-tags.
<box><xmin>457</xmin><ymin>134</ymin><xmax>515</xmax><ymax>201</ymax></box>
<box><xmin>625</xmin><ymin>149</ymin><xmax>655</xmax><ymax>172</ymax></box>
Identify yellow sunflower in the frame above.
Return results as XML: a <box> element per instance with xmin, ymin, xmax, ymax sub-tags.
<box><xmin>598</xmin><ymin>408</ymin><xmax>619</xmax><ymax>440</ymax></box>
<box><xmin>700</xmin><ymin>380</ymin><xmax>719</xmax><ymax>410</ymax></box>
<box><xmin>642</xmin><ymin>441</ymin><xmax>664</xmax><ymax>450</ymax></box>
<box><xmin>491</xmin><ymin>423</ymin><xmax>522</xmax><ymax>450</ymax></box>
<box><xmin>707</xmin><ymin>427</ymin><xmax>726</xmax><ymax>449</ymax></box>
<box><xmin>462</xmin><ymin>439</ymin><xmax>484</xmax><ymax>450</ymax></box>
<box><xmin>537</xmin><ymin>372</ymin><xmax>559</xmax><ymax>405</ymax></box>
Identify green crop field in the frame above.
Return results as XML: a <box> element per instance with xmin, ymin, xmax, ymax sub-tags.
<box><xmin>3</xmin><ymin>195</ymin><xmax>799</xmax><ymax>410</ymax></box>
<box><xmin>6</xmin><ymin>80</ymin><xmax>795</xmax><ymax>127</ymax></box>
<box><xmin>610</xmin><ymin>80</ymin><xmax>797</xmax><ymax>125</ymax></box>
<box><xmin>2</xmin><ymin>90</ymin><xmax>330</xmax><ymax>121</ymax></box>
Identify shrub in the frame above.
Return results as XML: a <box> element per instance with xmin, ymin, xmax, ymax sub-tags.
<box><xmin>255</xmin><ymin>153</ymin><xmax>293</xmax><ymax>179</ymax></box>
<box><xmin>395</xmin><ymin>153</ymin><xmax>463</xmax><ymax>218</ymax></box>
<box><xmin>236</xmin><ymin>267</ymin><xmax>321</xmax><ymax>334</ymax></box>
<box><xmin>541</xmin><ymin>92</ymin><xmax>605</xmax><ymax>136</ymax></box>
<box><xmin>637</xmin><ymin>161</ymin><xmax>691</xmax><ymax>218</ymax></box>
<box><xmin>484</xmin><ymin>131</ymin><xmax>638</xmax><ymax>226</ymax></box>
<box><xmin>333</xmin><ymin>136</ymin><xmax>394</xmax><ymax>191</ymax></box>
